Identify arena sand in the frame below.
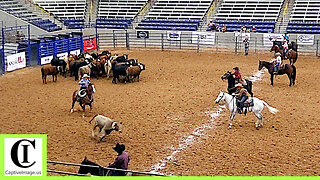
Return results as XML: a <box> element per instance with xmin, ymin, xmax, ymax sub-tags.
<box><xmin>0</xmin><ymin>50</ymin><xmax>319</xmax><ymax>176</ymax></box>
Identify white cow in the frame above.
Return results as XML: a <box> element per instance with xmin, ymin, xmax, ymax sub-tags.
<box><xmin>89</xmin><ymin>114</ymin><xmax>122</xmax><ymax>142</ymax></box>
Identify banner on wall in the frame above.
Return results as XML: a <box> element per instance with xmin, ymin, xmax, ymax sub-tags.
<box><xmin>137</xmin><ymin>31</ymin><xmax>149</xmax><ymax>39</ymax></box>
<box><xmin>84</xmin><ymin>38</ymin><xmax>97</xmax><ymax>52</ymax></box>
<box><xmin>57</xmin><ymin>52</ymin><xmax>68</xmax><ymax>59</ymax></box>
<box><xmin>167</xmin><ymin>31</ymin><xmax>181</xmax><ymax>41</ymax></box>
<box><xmin>297</xmin><ymin>34</ymin><xmax>314</xmax><ymax>45</ymax></box>
<box><xmin>191</xmin><ymin>32</ymin><xmax>216</xmax><ymax>45</ymax></box>
<box><xmin>6</xmin><ymin>52</ymin><xmax>26</xmax><ymax>72</ymax></box>
<box><xmin>41</xmin><ymin>56</ymin><xmax>53</xmax><ymax>65</ymax></box>
<box><xmin>263</xmin><ymin>33</ymin><xmax>284</xmax><ymax>47</ymax></box>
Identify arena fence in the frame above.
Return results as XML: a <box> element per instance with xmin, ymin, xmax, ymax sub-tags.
<box><xmin>47</xmin><ymin>160</ymin><xmax>167</xmax><ymax>176</ymax></box>
<box><xmin>97</xmin><ymin>30</ymin><xmax>320</xmax><ymax>56</ymax></box>
<box><xmin>1</xmin><ymin>27</ymin><xmax>320</xmax><ymax>75</ymax></box>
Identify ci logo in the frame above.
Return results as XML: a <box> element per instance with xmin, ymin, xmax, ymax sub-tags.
<box><xmin>10</xmin><ymin>139</ymin><xmax>36</xmax><ymax>168</ymax></box>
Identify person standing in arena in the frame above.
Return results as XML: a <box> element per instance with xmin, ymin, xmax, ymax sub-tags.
<box><xmin>243</xmin><ymin>34</ymin><xmax>249</xmax><ymax>56</ymax></box>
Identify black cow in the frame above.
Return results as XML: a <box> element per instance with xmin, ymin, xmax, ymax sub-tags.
<box><xmin>115</xmin><ymin>54</ymin><xmax>128</xmax><ymax>62</ymax></box>
<box><xmin>72</xmin><ymin>59</ymin><xmax>90</xmax><ymax>81</ymax></box>
<box><xmin>51</xmin><ymin>57</ymin><xmax>67</xmax><ymax>77</ymax></box>
<box><xmin>112</xmin><ymin>63</ymin><xmax>129</xmax><ymax>84</ymax></box>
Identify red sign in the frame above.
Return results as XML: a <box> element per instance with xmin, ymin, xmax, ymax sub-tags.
<box><xmin>84</xmin><ymin>38</ymin><xmax>97</xmax><ymax>52</ymax></box>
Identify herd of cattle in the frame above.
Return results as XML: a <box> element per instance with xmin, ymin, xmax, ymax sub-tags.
<box><xmin>41</xmin><ymin>51</ymin><xmax>146</xmax><ymax>84</ymax></box>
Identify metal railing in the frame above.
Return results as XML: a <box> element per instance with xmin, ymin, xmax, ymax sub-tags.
<box><xmin>47</xmin><ymin>160</ymin><xmax>167</xmax><ymax>176</ymax></box>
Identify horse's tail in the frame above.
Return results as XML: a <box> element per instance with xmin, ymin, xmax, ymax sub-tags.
<box><xmin>89</xmin><ymin>114</ymin><xmax>99</xmax><ymax>124</ymax></box>
<box><xmin>262</xmin><ymin>100</ymin><xmax>279</xmax><ymax>114</ymax></box>
<box><xmin>292</xmin><ymin>65</ymin><xmax>296</xmax><ymax>82</ymax></box>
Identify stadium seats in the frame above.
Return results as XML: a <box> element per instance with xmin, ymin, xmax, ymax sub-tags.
<box><xmin>64</xmin><ymin>19</ymin><xmax>85</xmax><ymax>29</ymax></box>
<box><xmin>212</xmin><ymin>20</ymin><xmax>275</xmax><ymax>33</ymax></box>
<box><xmin>215</xmin><ymin>0</ymin><xmax>284</xmax><ymax>21</ymax></box>
<box><xmin>95</xmin><ymin>18</ymin><xmax>132</xmax><ymax>29</ymax></box>
<box><xmin>97</xmin><ymin>0</ymin><xmax>148</xmax><ymax>29</ymax></box>
<box><xmin>145</xmin><ymin>0</ymin><xmax>211</xmax><ymax>20</ymax></box>
<box><xmin>33</xmin><ymin>0</ymin><xmax>87</xmax><ymax>20</ymax></box>
<box><xmin>136</xmin><ymin>0</ymin><xmax>211</xmax><ymax>31</ymax></box>
<box><xmin>31</xmin><ymin>19</ymin><xmax>62</xmax><ymax>32</ymax></box>
<box><xmin>0</xmin><ymin>0</ymin><xmax>61</xmax><ymax>32</ymax></box>
<box><xmin>287</xmin><ymin>0</ymin><xmax>320</xmax><ymax>34</ymax></box>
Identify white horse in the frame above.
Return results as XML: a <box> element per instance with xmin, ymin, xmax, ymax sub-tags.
<box><xmin>215</xmin><ymin>91</ymin><xmax>279</xmax><ymax>129</ymax></box>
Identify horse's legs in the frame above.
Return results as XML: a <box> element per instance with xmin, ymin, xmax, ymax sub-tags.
<box><xmin>270</xmin><ymin>74</ymin><xmax>274</xmax><ymax>86</ymax></box>
<box><xmin>229</xmin><ymin>112</ymin><xmax>236</xmax><ymax>129</ymax></box>
<box><xmin>254</xmin><ymin>113</ymin><xmax>263</xmax><ymax>129</ymax></box>
<box><xmin>287</xmin><ymin>73</ymin><xmax>292</xmax><ymax>87</ymax></box>
<box><xmin>70</xmin><ymin>98</ymin><xmax>76</xmax><ymax>113</ymax></box>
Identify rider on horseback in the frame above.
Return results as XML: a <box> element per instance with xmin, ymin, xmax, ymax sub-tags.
<box><xmin>282</xmin><ymin>40</ymin><xmax>288</xmax><ymax>59</ymax></box>
<box><xmin>233</xmin><ymin>83</ymin><xmax>248</xmax><ymax>114</ymax></box>
<box><xmin>273</xmin><ymin>52</ymin><xmax>282</xmax><ymax>75</ymax></box>
<box><xmin>232</xmin><ymin>67</ymin><xmax>247</xmax><ymax>86</ymax></box>
<box><xmin>78</xmin><ymin>74</ymin><xmax>95</xmax><ymax>101</ymax></box>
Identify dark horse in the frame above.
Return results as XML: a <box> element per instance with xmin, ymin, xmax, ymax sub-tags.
<box><xmin>221</xmin><ymin>71</ymin><xmax>253</xmax><ymax>97</ymax></box>
<box><xmin>70</xmin><ymin>84</ymin><xmax>94</xmax><ymax>113</ymax></box>
<box><xmin>270</xmin><ymin>45</ymin><xmax>285</xmax><ymax>60</ymax></box>
<box><xmin>78</xmin><ymin>157</ymin><xmax>142</xmax><ymax>176</ymax></box>
<box><xmin>287</xmin><ymin>49</ymin><xmax>298</xmax><ymax>65</ymax></box>
<box><xmin>258</xmin><ymin>60</ymin><xmax>296</xmax><ymax>86</ymax></box>
<box><xmin>273</xmin><ymin>41</ymin><xmax>298</xmax><ymax>51</ymax></box>
<box><xmin>78</xmin><ymin>157</ymin><xmax>108</xmax><ymax>176</ymax></box>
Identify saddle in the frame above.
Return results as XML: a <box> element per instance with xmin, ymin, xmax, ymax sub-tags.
<box><xmin>243</xmin><ymin>97</ymin><xmax>254</xmax><ymax>107</ymax></box>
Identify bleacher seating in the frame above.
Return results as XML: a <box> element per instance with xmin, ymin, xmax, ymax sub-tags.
<box><xmin>145</xmin><ymin>0</ymin><xmax>211</xmax><ymax>20</ymax></box>
<box><xmin>33</xmin><ymin>0</ymin><xmax>87</xmax><ymax>20</ymax></box>
<box><xmin>215</xmin><ymin>0</ymin><xmax>284</xmax><ymax>21</ymax></box>
<box><xmin>97</xmin><ymin>0</ymin><xmax>147</xmax><ymax>29</ymax></box>
<box><xmin>287</xmin><ymin>0</ymin><xmax>320</xmax><ymax>34</ymax></box>
<box><xmin>287</xmin><ymin>22</ymin><xmax>320</xmax><ymax>34</ymax></box>
<box><xmin>137</xmin><ymin>0</ymin><xmax>211</xmax><ymax>31</ymax></box>
<box><xmin>0</xmin><ymin>0</ymin><xmax>61</xmax><ymax>32</ymax></box>
<box><xmin>31</xmin><ymin>19</ymin><xmax>62</xmax><ymax>32</ymax></box>
<box><xmin>290</xmin><ymin>0</ymin><xmax>320</xmax><ymax>22</ymax></box>
<box><xmin>98</xmin><ymin>0</ymin><xmax>147</xmax><ymax>19</ymax></box>
<box><xmin>136</xmin><ymin>19</ymin><xmax>200</xmax><ymax>31</ymax></box>
<box><xmin>96</xmin><ymin>18</ymin><xmax>132</xmax><ymax>29</ymax></box>
<box><xmin>64</xmin><ymin>19</ymin><xmax>85</xmax><ymax>29</ymax></box>
<box><xmin>212</xmin><ymin>20</ymin><xmax>275</xmax><ymax>33</ymax></box>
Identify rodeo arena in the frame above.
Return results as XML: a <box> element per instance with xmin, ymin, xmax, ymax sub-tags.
<box><xmin>1</xmin><ymin>0</ymin><xmax>320</xmax><ymax>176</ymax></box>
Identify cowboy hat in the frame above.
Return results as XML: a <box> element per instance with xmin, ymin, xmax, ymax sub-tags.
<box><xmin>113</xmin><ymin>143</ymin><xmax>125</xmax><ymax>153</ymax></box>
<box><xmin>275</xmin><ymin>52</ymin><xmax>281</xmax><ymax>56</ymax></box>
<box><xmin>233</xmin><ymin>67</ymin><xmax>239</xmax><ymax>71</ymax></box>
<box><xmin>82</xmin><ymin>74</ymin><xmax>90</xmax><ymax>78</ymax></box>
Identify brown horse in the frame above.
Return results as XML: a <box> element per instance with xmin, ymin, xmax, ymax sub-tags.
<box><xmin>287</xmin><ymin>49</ymin><xmax>298</xmax><ymax>65</ymax></box>
<box><xmin>70</xmin><ymin>84</ymin><xmax>94</xmax><ymax>114</ymax></box>
<box><xmin>258</xmin><ymin>60</ymin><xmax>296</xmax><ymax>87</ymax></box>
<box><xmin>270</xmin><ymin>45</ymin><xmax>285</xmax><ymax>60</ymax></box>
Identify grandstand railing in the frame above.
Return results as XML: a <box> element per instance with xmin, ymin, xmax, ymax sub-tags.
<box><xmin>47</xmin><ymin>160</ymin><xmax>167</xmax><ymax>176</ymax></box>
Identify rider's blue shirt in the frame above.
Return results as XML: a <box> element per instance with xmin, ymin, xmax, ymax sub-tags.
<box><xmin>78</xmin><ymin>79</ymin><xmax>90</xmax><ymax>88</ymax></box>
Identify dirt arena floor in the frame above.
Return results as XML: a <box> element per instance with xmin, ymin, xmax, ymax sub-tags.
<box><xmin>0</xmin><ymin>49</ymin><xmax>319</xmax><ymax>176</ymax></box>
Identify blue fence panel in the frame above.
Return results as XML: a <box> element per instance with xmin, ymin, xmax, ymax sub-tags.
<box><xmin>39</xmin><ymin>41</ymin><xmax>55</xmax><ymax>58</ymax></box>
<box><xmin>0</xmin><ymin>48</ymin><xmax>4</xmax><ymax>74</ymax></box>
<box><xmin>69</xmin><ymin>37</ymin><xmax>82</xmax><ymax>51</ymax></box>
<box><xmin>55</xmin><ymin>39</ymin><xmax>69</xmax><ymax>55</ymax></box>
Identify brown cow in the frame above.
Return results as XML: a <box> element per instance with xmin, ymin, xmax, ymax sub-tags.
<box><xmin>126</xmin><ymin>63</ymin><xmax>146</xmax><ymax>82</ymax></box>
<box><xmin>41</xmin><ymin>66</ymin><xmax>59</xmax><ymax>84</ymax></box>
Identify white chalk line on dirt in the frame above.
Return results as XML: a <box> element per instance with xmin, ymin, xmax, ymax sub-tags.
<box><xmin>149</xmin><ymin>70</ymin><xmax>265</xmax><ymax>174</ymax></box>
